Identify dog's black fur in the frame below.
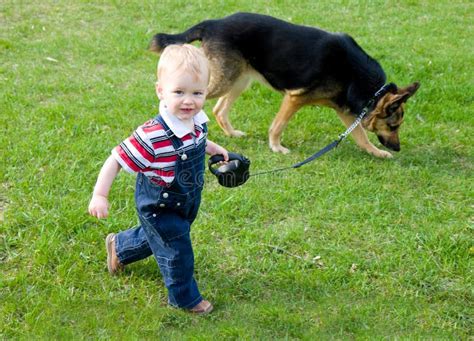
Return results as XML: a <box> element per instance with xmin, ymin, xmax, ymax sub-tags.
<box><xmin>151</xmin><ymin>12</ymin><xmax>419</xmax><ymax>157</ymax></box>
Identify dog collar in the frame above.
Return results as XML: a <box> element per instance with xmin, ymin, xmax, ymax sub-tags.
<box><xmin>366</xmin><ymin>83</ymin><xmax>397</xmax><ymax>110</ymax></box>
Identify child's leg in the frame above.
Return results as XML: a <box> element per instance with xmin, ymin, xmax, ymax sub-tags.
<box><xmin>115</xmin><ymin>225</ymin><xmax>153</xmax><ymax>265</ymax></box>
<box><xmin>140</xmin><ymin>211</ymin><xmax>203</xmax><ymax>309</ymax></box>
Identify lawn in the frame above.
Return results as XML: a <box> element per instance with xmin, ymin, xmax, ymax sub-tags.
<box><xmin>1</xmin><ymin>0</ymin><xmax>472</xmax><ymax>339</ymax></box>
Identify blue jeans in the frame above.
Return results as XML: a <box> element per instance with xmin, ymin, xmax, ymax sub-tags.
<box><xmin>115</xmin><ymin>116</ymin><xmax>207</xmax><ymax>308</ymax></box>
<box><xmin>115</xmin><ymin>198</ymin><xmax>201</xmax><ymax>309</ymax></box>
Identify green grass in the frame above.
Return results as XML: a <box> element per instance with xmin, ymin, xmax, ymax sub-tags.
<box><xmin>1</xmin><ymin>0</ymin><xmax>473</xmax><ymax>339</ymax></box>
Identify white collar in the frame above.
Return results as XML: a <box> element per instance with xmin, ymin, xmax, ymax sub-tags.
<box><xmin>159</xmin><ymin>102</ymin><xmax>209</xmax><ymax>138</ymax></box>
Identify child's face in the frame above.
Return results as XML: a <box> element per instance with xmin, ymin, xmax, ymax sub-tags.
<box><xmin>156</xmin><ymin>70</ymin><xmax>208</xmax><ymax>122</ymax></box>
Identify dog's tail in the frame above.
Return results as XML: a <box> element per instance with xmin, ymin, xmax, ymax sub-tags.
<box><xmin>149</xmin><ymin>21</ymin><xmax>212</xmax><ymax>53</ymax></box>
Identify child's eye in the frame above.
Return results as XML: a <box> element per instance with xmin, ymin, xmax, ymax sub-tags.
<box><xmin>194</xmin><ymin>92</ymin><xmax>203</xmax><ymax>96</ymax></box>
<box><xmin>174</xmin><ymin>90</ymin><xmax>184</xmax><ymax>95</ymax></box>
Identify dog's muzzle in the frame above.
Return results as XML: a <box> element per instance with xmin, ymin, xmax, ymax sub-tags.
<box><xmin>377</xmin><ymin>135</ymin><xmax>400</xmax><ymax>151</ymax></box>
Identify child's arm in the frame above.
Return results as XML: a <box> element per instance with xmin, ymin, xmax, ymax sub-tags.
<box><xmin>206</xmin><ymin>139</ymin><xmax>229</xmax><ymax>161</ymax></box>
<box><xmin>88</xmin><ymin>155</ymin><xmax>122</xmax><ymax>219</ymax></box>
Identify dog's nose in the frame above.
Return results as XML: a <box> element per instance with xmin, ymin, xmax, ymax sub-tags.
<box><xmin>378</xmin><ymin>135</ymin><xmax>400</xmax><ymax>151</ymax></box>
<box><xmin>384</xmin><ymin>141</ymin><xmax>400</xmax><ymax>152</ymax></box>
<box><xmin>390</xmin><ymin>144</ymin><xmax>401</xmax><ymax>152</ymax></box>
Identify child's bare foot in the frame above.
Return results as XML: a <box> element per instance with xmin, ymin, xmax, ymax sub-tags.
<box><xmin>189</xmin><ymin>300</ymin><xmax>213</xmax><ymax>314</ymax></box>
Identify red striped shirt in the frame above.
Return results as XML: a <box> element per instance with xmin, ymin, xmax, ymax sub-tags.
<box><xmin>112</xmin><ymin>118</ymin><xmax>207</xmax><ymax>186</ymax></box>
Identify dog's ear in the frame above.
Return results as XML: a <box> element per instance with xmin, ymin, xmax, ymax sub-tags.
<box><xmin>403</xmin><ymin>81</ymin><xmax>421</xmax><ymax>96</ymax></box>
<box><xmin>385</xmin><ymin>81</ymin><xmax>420</xmax><ymax>115</ymax></box>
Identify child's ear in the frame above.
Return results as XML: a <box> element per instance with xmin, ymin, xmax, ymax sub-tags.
<box><xmin>155</xmin><ymin>82</ymin><xmax>163</xmax><ymax>100</ymax></box>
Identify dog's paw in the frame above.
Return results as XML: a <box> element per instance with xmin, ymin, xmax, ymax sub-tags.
<box><xmin>231</xmin><ymin>130</ymin><xmax>246</xmax><ymax>138</ymax></box>
<box><xmin>271</xmin><ymin>144</ymin><xmax>291</xmax><ymax>154</ymax></box>
<box><xmin>224</xmin><ymin>129</ymin><xmax>246</xmax><ymax>137</ymax></box>
<box><xmin>371</xmin><ymin>149</ymin><xmax>393</xmax><ymax>158</ymax></box>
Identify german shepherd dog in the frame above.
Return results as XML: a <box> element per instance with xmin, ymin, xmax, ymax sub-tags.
<box><xmin>150</xmin><ymin>12</ymin><xmax>420</xmax><ymax>158</ymax></box>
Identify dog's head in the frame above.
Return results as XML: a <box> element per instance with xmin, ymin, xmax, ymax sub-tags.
<box><xmin>362</xmin><ymin>82</ymin><xmax>420</xmax><ymax>151</ymax></box>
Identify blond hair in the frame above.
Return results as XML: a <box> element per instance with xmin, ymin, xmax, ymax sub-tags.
<box><xmin>157</xmin><ymin>44</ymin><xmax>210</xmax><ymax>83</ymax></box>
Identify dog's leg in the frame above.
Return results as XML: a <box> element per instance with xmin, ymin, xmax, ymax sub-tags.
<box><xmin>337</xmin><ymin>111</ymin><xmax>393</xmax><ymax>158</ymax></box>
<box><xmin>269</xmin><ymin>94</ymin><xmax>304</xmax><ymax>154</ymax></box>
<box><xmin>212</xmin><ymin>75</ymin><xmax>251</xmax><ymax>137</ymax></box>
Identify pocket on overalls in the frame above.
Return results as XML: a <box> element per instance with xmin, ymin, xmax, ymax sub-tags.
<box><xmin>141</xmin><ymin>210</ymin><xmax>191</xmax><ymax>243</ymax></box>
<box><xmin>155</xmin><ymin>190</ymin><xmax>189</xmax><ymax>214</ymax></box>
<box><xmin>140</xmin><ymin>189</ymin><xmax>190</xmax><ymax>240</ymax></box>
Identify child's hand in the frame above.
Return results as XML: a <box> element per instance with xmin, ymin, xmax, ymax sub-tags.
<box><xmin>206</xmin><ymin>140</ymin><xmax>229</xmax><ymax>162</ymax></box>
<box><xmin>88</xmin><ymin>194</ymin><xmax>110</xmax><ymax>219</ymax></box>
<box><xmin>214</xmin><ymin>145</ymin><xmax>229</xmax><ymax>162</ymax></box>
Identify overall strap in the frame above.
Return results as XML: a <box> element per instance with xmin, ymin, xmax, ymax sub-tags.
<box><xmin>192</xmin><ymin>122</ymin><xmax>208</xmax><ymax>140</ymax></box>
<box><xmin>155</xmin><ymin>115</ymin><xmax>184</xmax><ymax>151</ymax></box>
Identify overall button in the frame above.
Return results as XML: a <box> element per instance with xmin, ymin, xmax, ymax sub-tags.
<box><xmin>159</xmin><ymin>203</ymin><xmax>165</xmax><ymax>208</ymax></box>
<box><xmin>181</xmin><ymin>154</ymin><xmax>188</xmax><ymax>161</ymax></box>
<box><xmin>176</xmin><ymin>203</ymin><xmax>181</xmax><ymax>207</ymax></box>
<box><xmin>162</xmin><ymin>192</ymin><xmax>169</xmax><ymax>198</ymax></box>
<box><xmin>152</xmin><ymin>213</ymin><xmax>157</xmax><ymax>217</ymax></box>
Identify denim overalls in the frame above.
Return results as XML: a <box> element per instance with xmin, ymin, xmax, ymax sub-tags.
<box><xmin>115</xmin><ymin>115</ymin><xmax>207</xmax><ymax>308</ymax></box>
